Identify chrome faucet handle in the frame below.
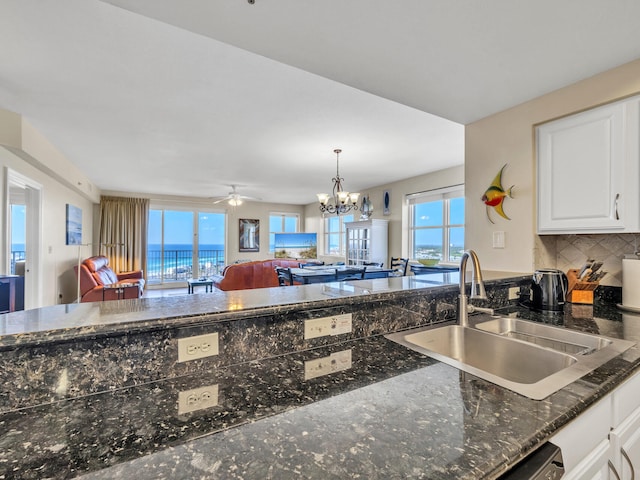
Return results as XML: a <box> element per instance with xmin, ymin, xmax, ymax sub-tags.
<box><xmin>467</xmin><ymin>304</ymin><xmax>494</xmax><ymax>315</ymax></box>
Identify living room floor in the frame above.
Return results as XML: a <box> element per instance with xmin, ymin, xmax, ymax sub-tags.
<box><xmin>143</xmin><ymin>286</ymin><xmax>196</xmax><ymax>298</ymax></box>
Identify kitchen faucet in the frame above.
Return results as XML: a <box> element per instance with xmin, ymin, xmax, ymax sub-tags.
<box><xmin>458</xmin><ymin>250</ymin><xmax>490</xmax><ymax>327</ymax></box>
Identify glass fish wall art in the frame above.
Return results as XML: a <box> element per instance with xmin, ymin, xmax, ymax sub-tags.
<box><xmin>482</xmin><ymin>164</ymin><xmax>514</xmax><ymax>223</ymax></box>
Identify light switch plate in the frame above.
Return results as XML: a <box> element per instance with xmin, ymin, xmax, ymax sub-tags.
<box><xmin>493</xmin><ymin>231</ymin><xmax>505</xmax><ymax>248</ymax></box>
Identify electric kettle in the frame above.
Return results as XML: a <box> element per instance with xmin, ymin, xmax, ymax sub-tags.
<box><xmin>531</xmin><ymin>268</ymin><xmax>568</xmax><ymax>312</ymax></box>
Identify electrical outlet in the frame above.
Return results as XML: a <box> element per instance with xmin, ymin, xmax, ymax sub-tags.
<box><xmin>304</xmin><ymin>313</ymin><xmax>352</xmax><ymax>339</ymax></box>
<box><xmin>304</xmin><ymin>349</ymin><xmax>352</xmax><ymax>380</ymax></box>
<box><xmin>177</xmin><ymin>333</ymin><xmax>219</xmax><ymax>362</ymax></box>
<box><xmin>508</xmin><ymin>287</ymin><xmax>520</xmax><ymax>300</ymax></box>
<box><xmin>178</xmin><ymin>384</ymin><xmax>219</xmax><ymax>414</ymax></box>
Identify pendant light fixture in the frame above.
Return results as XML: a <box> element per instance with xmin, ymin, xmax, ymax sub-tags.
<box><xmin>317</xmin><ymin>149</ymin><xmax>360</xmax><ymax>215</ymax></box>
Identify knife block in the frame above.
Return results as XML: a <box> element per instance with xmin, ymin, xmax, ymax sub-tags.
<box><xmin>566</xmin><ymin>269</ymin><xmax>599</xmax><ymax>304</ymax></box>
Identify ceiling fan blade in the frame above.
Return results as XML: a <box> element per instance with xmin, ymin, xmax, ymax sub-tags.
<box><xmin>237</xmin><ymin>194</ymin><xmax>262</xmax><ymax>201</ymax></box>
<box><xmin>209</xmin><ymin>185</ymin><xmax>261</xmax><ymax>204</ymax></box>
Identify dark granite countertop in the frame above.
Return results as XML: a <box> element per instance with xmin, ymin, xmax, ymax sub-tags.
<box><xmin>0</xmin><ymin>271</ymin><xmax>523</xmax><ymax>348</ymax></box>
<box><xmin>2</xmin><ymin>300</ymin><xmax>640</xmax><ymax>479</ymax></box>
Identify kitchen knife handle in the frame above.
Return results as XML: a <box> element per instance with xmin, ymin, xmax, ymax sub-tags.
<box><xmin>615</xmin><ymin>193</ymin><xmax>620</xmax><ymax>220</ymax></box>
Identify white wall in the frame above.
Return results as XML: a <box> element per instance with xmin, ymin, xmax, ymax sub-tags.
<box><xmin>304</xmin><ymin>165</ymin><xmax>464</xmax><ymax>265</ymax></box>
<box><xmin>225</xmin><ymin>202</ymin><xmax>305</xmax><ymax>264</ymax></box>
<box><xmin>0</xmin><ymin>109</ymin><xmax>100</xmax><ymax>307</ymax></box>
<box><xmin>0</xmin><ymin>148</ymin><xmax>97</xmax><ymax>306</ymax></box>
<box><xmin>466</xmin><ymin>58</ymin><xmax>640</xmax><ymax>276</ymax></box>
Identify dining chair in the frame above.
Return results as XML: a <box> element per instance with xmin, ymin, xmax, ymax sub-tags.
<box><xmin>390</xmin><ymin>257</ymin><xmax>409</xmax><ymax>276</ymax></box>
<box><xmin>363</xmin><ymin>261</ymin><xmax>383</xmax><ymax>268</ymax></box>
<box><xmin>337</xmin><ymin>266</ymin><xmax>366</xmax><ymax>281</ymax></box>
<box><xmin>299</xmin><ymin>261</ymin><xmax>325</xmax><ymax>268</ymax></box>
<box><xmin>275</xmin><ymin>267</ymin><xmax>294</xmax><ymax>286</ymax></box>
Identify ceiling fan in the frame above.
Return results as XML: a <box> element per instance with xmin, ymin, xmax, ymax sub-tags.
<box><xmin>211</xmin><ymin>185</ymin><xmax>261</xmax><ymax>206</ymax></box>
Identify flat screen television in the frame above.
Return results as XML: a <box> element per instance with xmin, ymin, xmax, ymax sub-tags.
<box><xmin>274</xmin><ymin>233</ymin><xmax>317</xmax><ymax>259</ymax></box>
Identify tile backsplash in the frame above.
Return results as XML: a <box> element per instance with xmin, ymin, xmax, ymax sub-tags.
<box><xmin>536</xmin><ymin>233</ymin><xmax>640</xmax><ymax>287</ymax></box>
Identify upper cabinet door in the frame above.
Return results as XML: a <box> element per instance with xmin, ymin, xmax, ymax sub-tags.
<box><xmin>537</xmin><ymin>97</ymin><xmax>640</xmax><ymax>234</ymax></box>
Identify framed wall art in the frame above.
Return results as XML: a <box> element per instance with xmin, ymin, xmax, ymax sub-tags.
<box><xmin>65</xmin><ymin>204</ymin><xmax>82</xmax><ymax>245</ymax></box>
<box><xmin>239</xmin><ymin>218</ymin><xmax>260</xmax><ymax>252</ymax></box>
<box><xmin>383</xmin><ymin>190</ymin><xmax>391</xmax><ymax>215</ymax></box>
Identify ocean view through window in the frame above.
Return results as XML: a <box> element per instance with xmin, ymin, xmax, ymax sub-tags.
<box><xmin>10</xmin><ymin>204</ymin><xmax>26</xmax><ymax>275</ymax></box>
<box><xmin>147</xmin><ymin>209</ymin><xmax>225</xmax><ymax>284</ymax></box>
<box><xmin>408</xmin><ymin>186</ymin><xmax>464</xmax><ymax>262</ymax></box>
<box><xmin>269</xmin><ymin>213</ymin><xmax>299</xmax><ymax>253</ymax></box>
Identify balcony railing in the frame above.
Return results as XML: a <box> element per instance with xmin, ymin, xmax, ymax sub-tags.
<box><xmin>147</xmin><ymin>249</ymin><xmax>225</xmax><ymax>284</ymax></box>
<box><xmin>10</xmin><ymin>250</ymin><xmax>25</xmax><ymax>275</ymax></box>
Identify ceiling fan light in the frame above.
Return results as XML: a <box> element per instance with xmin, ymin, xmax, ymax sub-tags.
<box><xmin>229</xmin><ymin>197</ymin><xmax>243</xmax><ymax>206</ymax></box>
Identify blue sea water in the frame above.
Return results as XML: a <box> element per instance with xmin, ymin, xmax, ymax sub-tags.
<box><xmin>147</xmin><ymin>243</ymin><xmax>224</xmax><ymax>251</ymax></box>
<box><xmin>147</xmin><ymin>244</ymin><xmax>225</xmax><ymax>276</ymax></box>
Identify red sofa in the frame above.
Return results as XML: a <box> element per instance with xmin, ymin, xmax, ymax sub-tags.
<box><xmin>75</xmin><ymin>255</ymin><xmax>145</xmax><ymax>302</ymax></box>
<box><xmin>211</xmin><ymin>259</ymin><xmax>303</xmax><ymax>291</ymax></box>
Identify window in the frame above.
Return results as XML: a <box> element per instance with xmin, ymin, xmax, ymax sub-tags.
<box><xmin>148</xmin><ymin>209</ymin><xmax>225</xmax><ymax>284</ymax></box>
<box><xmin>408</xmin><ymin>186</ymin><xmax>464</xmax><ymax>263</ymax></box>
<box><xmin>9</xmin><ymin>204</ymin><xmax>26</xmax><ymax>274</ymax></box>
<box><xmin>269</xmin><ymin>213</ymin><xmax>299</xmax><ymax>253</ymax></box>
<box><xmin>324</xmin><ymin>214</ymin><xmax>354</xmax><ymax>255</ymax></box>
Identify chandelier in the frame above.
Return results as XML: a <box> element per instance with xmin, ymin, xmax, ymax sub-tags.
<box><xmin>317</xmin><ymin>149</ymin><xmax>360</xmax><ymax>215</ymax></box>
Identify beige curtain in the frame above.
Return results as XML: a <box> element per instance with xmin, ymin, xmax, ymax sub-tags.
<box><xmin>98</xmin><ymin>196</ymin><xmax>149</xmax><ymax>278</ymax></box>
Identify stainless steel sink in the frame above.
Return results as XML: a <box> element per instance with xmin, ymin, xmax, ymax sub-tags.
<box><xmin>386</xmin><ymin>317</ymin><xmax>635</xmax><ymax>400</ymax></box>
<box><xmin>475</xmin><ymin>317</ymin><xmax>612</xmax><ymax>355</ymax></box>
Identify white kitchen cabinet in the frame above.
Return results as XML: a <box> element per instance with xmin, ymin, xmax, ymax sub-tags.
<box><xmin>610</xmin><ymin>407</ymin><xmax>640</xmax><ymax>479</ymax></box>
<box><xmin>536</xmin><ymin>95</ymin><xmax>640</xmax><ymax>234</ymax></box>
<box><xmin>551</xmin><ymin>368</ymin><xmax>640</xmax><ymax>479</ymax></box>
<box><xmin>610</xmin><ymin>370</ymin><xmax>640</xmax><ymax>479</ymax></box>
<box><xmin>551</xmin><ymin>395</ymin><xmax>612</xmax><ymax>476</ymax></box>
<box><xmin>345</xmin><ymin>219</ymin><xmax>388</xmax><ymax>267</ymax></box>
<box><xmin>559</xmin><ymin>440</ymin><xmax>612</xmax><ymax>480</ymax></box>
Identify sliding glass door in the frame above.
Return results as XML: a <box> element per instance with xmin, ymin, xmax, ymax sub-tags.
<box><xmin>197</xmin><ymin>212</ymin><xmax>225</xmax><ymax>278</ymax></box>
<box><xmin>147</xmin><ymin>209</ymin><xmax>225</xmax><ymax>285</ymax></box>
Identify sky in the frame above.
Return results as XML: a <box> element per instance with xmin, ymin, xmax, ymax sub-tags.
<box><xmin>274</xmin><ymin>232</ymin><xmax>317</xmax><ymax>247</ymax></box>
<box><xmin>11</xmin><ymin>205</ymin><xmax>25</xmax><ymax>246</ymax></box>
<box><xmin>10</xmin><ymin>202</ymin><xmax>463</xmax><ymax>250</ymax></box>
<box><xmin>12</xmin><ymin>207</ymin><xmax>227</xmax><ymax>249</ymax></box>
<box><xmin>148</xmin><ymin>210</ymin><xmax>225</xmax><ymax>246</ymax></box>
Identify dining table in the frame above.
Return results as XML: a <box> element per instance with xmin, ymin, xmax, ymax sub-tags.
<box><xmin>289</xmin><ymin>265</ymin><xmax>394</xmax><ymax>284</ymax></box>
<box><xmin>409</xmin><ymin>263</ymin><xmax>459</xmax><ymax>275</ymax></box>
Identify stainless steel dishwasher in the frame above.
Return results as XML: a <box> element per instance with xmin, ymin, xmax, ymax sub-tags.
<box><xmin>498</xmin><ymin>442</ymin><xmax>565</xmax><ymax>479</ymax></box>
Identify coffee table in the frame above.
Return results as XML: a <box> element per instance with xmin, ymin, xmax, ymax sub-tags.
<box><xmin>187</xmin><ymin>278</ymin><xmax>214</xmax><ymax>294</ymax></box>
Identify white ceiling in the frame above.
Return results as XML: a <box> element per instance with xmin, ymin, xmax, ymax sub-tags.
<box><xmin>1</xmin><ymin>1</ymin><xmax>640</xmax><ymax>204</ymax></box>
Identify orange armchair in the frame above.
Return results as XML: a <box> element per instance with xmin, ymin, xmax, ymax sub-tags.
<box><xmin>75</xmin><ymin>255</ymin><xmax>145</xmax><ymax>302</ymax></box>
